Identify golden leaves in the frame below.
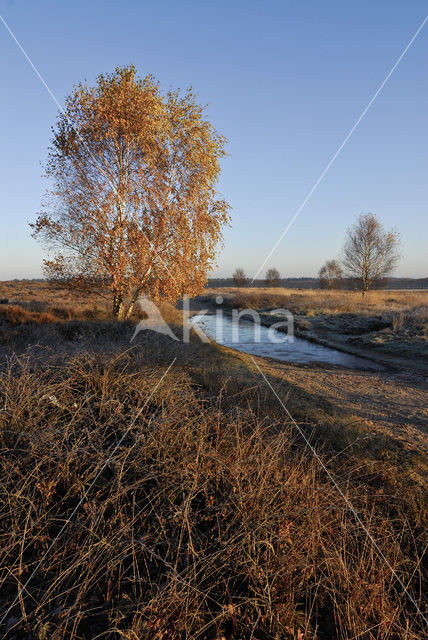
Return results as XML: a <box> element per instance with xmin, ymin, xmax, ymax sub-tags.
<box><xmin>32</xmin><ymin>66</ymin><xmax>230</xmax><ymax>315</ymax></box>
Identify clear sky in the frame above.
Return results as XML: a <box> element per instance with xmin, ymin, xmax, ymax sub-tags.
<box><xmin>1</xmin><ymin>0</ymin><xmax>427</xmax><ymax>280</ymax></box>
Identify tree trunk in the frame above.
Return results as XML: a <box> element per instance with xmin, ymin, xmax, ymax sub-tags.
<box><xmin>124</xmin><ymin>288</ymin><xmax>144</xmax><ymax>319</ymax></box>
<box><xmin>113</xmin><ymin>293</ymin><xmax>124</xmax><ymax>319</ymax></box>
<box><xmin>124</xmin><ymin>302</ymin><xmax>135</xmax><ymax>319</ymax></box>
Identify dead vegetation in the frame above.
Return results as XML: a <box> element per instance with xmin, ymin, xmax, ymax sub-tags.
<box><xmin>210</xmin><ymin>286</ymin><xmax>428</xmax><ymax>316</ymax></box>
<box><xmin>0</xmin><ymin>283</ymin><xmax>426</xmax><ymax>638</ymax></box>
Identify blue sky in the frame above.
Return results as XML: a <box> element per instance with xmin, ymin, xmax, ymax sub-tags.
<box><xmin>1</xmin><ymin>0</ymin><xmax>427</xmax><ymax>279</ymax></box>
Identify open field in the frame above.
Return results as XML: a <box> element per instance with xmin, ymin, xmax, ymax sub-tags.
<box><xmin>0</xmin><ymin>282</ymin><xmax>427</xmax><ymax>638</ymax></box>
<box><xmin>203</xmin><ymin>286</ymin><xmax>428</xmax><ymax>316</ymax></box>
<box><xmin>0</xmin><ymin>280</ymin><xmax>111</xmax><ymax>320</ymax></box>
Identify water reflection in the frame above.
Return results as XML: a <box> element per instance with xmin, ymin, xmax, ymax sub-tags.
<box><xmin>192</xmin><ymin>313</ymin><xmax>383</xmax><ymax>370</ymax></box>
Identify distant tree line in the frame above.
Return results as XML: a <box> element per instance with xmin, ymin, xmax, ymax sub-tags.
<box><xmin>232</xmin><ymin>213</ymin><xmax>401</xmax><ymax>295</ymax></box>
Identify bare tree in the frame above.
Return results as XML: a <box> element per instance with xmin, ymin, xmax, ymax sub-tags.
<box><xmin>233</xmin><ymin>268</ymin><xmax>247</xmax><ymax>287</ymax></box>
<box><xmin>318</xmin><ymin>260</ymin><xmax>343</xmax><ymax>290</ymax></box>
<box><xmin>341</xmin><ymin>214</ymin><xmax>401</xmax><ymax>295</ymax></box>
<box><xmin>265</xmin><ymin>267</ymin><xmax>281</xmax><ymax>287</ymax></box>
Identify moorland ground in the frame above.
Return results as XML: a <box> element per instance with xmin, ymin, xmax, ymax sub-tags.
<box><xmin>0</xmin><ymin>281</ymin><xmax>427</xmax><ymax>639</ymax></box>
<box><xmin>194</xmin><ymin>287</ymin><xmax>428</xmax><ymax>452</ymax></box>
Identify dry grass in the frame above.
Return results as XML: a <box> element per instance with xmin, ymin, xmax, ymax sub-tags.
<box><xmin>2</xmin><ymin>281</ymin><xmax>426</xmax><ymax>318</ymax></box>
<box><xmin>0</xmin><ymin>305</ymin><xmax>60</xmax><ymax>326</ymax></box>
<box><xmin>391</xmin><ymin>307</ymin><xmax>428</xmax><ymax>334</ymax></box>
<box><xmin>207</xmin><ymin>287</ymin><xmax>428</xmax><ymax>316</ymax></box>
<box><xmin>0</xmin><ymin>283</ymin><xmax>426</xmax><ymax>638</ymax></box>
<box><xmin>0</xmin><ymin>281</ymin><xmax>110</xmax><ymax>321</ymax></box>
<box><xmin>1</xmin><ymin>350</ymin><xmax>426</xmax><ymax>639</ymax></box>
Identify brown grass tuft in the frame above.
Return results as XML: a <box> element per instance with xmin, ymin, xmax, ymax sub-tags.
<box><xmin>0</xmin><ymin>348</ymin><xmax>426</xmax><ymax>638</ymax></box>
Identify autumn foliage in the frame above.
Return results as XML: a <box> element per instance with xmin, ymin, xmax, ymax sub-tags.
<box><xmin>31</xmin><ymin>66</ymin><xmax>230</xmax><ymax>317</ymax></box>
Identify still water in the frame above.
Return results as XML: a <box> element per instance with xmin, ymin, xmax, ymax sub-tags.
<box><xmin>192</xmin><ymin>313</ymin><xmax>383</xmax><ymax>371</ymax></box>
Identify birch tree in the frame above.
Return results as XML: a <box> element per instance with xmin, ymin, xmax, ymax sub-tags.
<box><xmin>342</xmin><ymin>214</ymin><xmax>400</xmax><ymax>295</ymax></box>
<box><xmin>31</xmin><ymin>66</ymin><xmax>230</xmax><ymax>317</ymax></box>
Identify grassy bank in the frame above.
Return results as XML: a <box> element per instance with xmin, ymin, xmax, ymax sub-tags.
<box><xmin>0</xmin><ymin>289</ymin><xmax>427</xmax><ymax>638</ymax></box>
<box><xmin>202</xmin><ymin>287</ymin><xmax>428</xmax><ymax>373</ymax></box>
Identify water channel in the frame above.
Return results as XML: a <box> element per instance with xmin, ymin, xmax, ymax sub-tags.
<box><xmin>192</xmin><ymin>313</ymin><xmax>383</xmax><ymax>370</ymax></box>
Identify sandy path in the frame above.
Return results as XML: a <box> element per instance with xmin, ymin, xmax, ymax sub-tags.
<box><xmin>257</xmin><ymin>359</ymin><xmax>428</xmax><ymax>454</ymax></box>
